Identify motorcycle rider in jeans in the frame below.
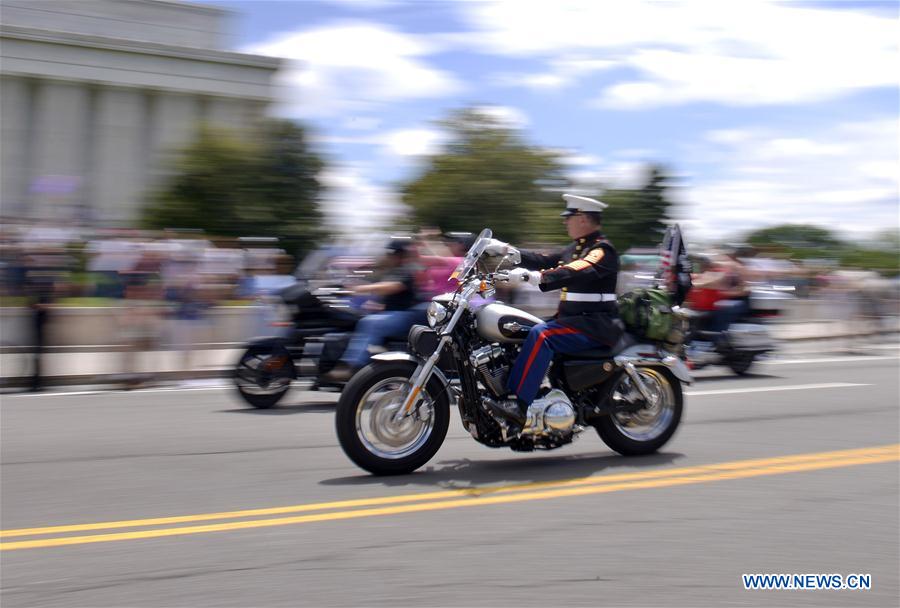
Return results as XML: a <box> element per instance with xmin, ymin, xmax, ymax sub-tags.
<box><xmin>485</xmin><ymin>194</ymin><xmax>622</xmax><ymax>423</ymax></box>
<box><xmin>323</xmin><ymin>237</ymin><xmax>423</xmax><ymax>383</ymax></box>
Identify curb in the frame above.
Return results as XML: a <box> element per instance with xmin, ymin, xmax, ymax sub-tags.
<box><xmin>0</xmin><ymin>369</ymin><xmax>231</xmax><ymax>390</ymax></box>
<box><xmin>2</xmin><ymin>327</ymin><xmax>897</xmax><ymax>389</ymax></box>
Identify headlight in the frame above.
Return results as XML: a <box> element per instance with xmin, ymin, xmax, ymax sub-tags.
<box><xmin>426</xmin><ymin>301</ymin><xmax>448</xmax><ymax>327</ymax></box>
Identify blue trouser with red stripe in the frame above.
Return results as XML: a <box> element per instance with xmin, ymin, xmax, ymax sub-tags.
<box><xmin>507</xmin><ymin>320</ymin><xmax>603</xmax><ymax>406</ymax></box>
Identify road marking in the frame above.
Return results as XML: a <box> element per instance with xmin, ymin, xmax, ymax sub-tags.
<box><xmin>2</xmin><ymin>444</ymin><xmax>896</xmax><ymax>551</ymax></box>
<box><xmin>3</xmin><ymin>354</ymin><xmax>897</xmax><ymax>399</ymax></box>
<box><xmin>2</xmin><ymin>384</ymin><xmax>232</xmax><ymax>398</ymax></box>
<box><xmin>4</xmin><ymin>444</ymin><xmax>878</xmax><ymax>538</ymax></box>
<box><xmin>763</xmin><ymin>355</ymin><xmax>900</xmax><ymax>365</ymax></box>
<box><xmin>686</xmin><ymin>382</ymin><xmax>869</xmax><ymax>396</ymax></box>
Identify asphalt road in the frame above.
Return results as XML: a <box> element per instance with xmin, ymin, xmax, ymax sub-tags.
<box><xmin>2</xmin><ymin>351</ymin><xmax>899</xmax><ymax>607</ymax></box>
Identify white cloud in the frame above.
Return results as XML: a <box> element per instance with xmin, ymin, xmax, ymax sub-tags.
<box><xmin>319</xmin><ymin>163</ymin><xmax>404</xmax><ymax>233</ymax></box>
<box><xmin>567</xmin><ymin>160</ymin><xmax>648</xmax><ymax>190</ymax></box>
<box><xmin>381</xmin><ymin>128</ymin><xmax>447</xmax><ymax>158</ymax></box>
<box><xmin>493</xmin><ymin>72</ymin><xmax>566</xmax><ymax>90</ymax></box>
<box><xmin>471</xmin><ymin>104</ymin><xmax>531</xmax><ymax>128</ymax></box>
<box><xmin>244</xmin><ymin>22</ymin><xmax>464</xmax><ymax>118</ymax></box>
<box><xmin>493</xmin><ymin>55</ymin><xmax>617</xmax><ymax>91</ymax></box>
<box><xmin>313</xmin><ymin>127</ymin><xmax>448</xmax><ymax>159</ymax></box>
<box><xmin>459</xmin><ymin>1</ymin><xmax>898</xmax><ymax>108</ymax></box>
<box><xmin>680</xmin><ymin>117</ymin><xmax>899</xmax><ymax>241</ymax></box>
<box><xmin>557</xmin><ymin>153</ymin><xmax>604</xmax><ymax>167</ymax></box>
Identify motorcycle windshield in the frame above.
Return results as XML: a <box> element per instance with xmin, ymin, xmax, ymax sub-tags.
<box><xmin>450</xmin><ymin>228</ymin><xmax>491</xmax><ymax>283</ymax></box>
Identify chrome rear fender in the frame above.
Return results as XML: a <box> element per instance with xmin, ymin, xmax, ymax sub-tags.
<box><xmin>614</xmin><ymin>344</ymin><xmax>693</xmax><ymax>385</ymax></box>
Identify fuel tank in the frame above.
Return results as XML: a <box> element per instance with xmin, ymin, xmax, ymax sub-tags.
<box><xmin>475</xmin><ymin>303</ymin><xmax>543</xmax><ymax>343</ymax></box>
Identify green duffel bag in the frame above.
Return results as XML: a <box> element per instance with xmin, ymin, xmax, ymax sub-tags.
<box><xmin>618</xmin><ymin>288</ymin><xmax>673</xmax><ymax>342</ymax></box>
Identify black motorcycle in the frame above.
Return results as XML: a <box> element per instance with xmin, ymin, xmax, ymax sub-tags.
<box><xmin>336</xmin><ymin>229</ymin><xmax>692</xmax><ymax>476</ymax></box>
<box><xmin>234</xmin><ymin>282</ymin><xmax>409</xmax><ymax>408</ymax></box>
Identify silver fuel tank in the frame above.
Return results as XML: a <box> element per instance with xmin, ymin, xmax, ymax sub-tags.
<box><xmin>475</xmin><ymin>302</ymin><xmax>543</xmax><ymax>343</ymax></box>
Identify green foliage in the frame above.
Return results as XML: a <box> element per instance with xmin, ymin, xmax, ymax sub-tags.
<box><xmin>401</xmin><ymin>108</ymin><xmax>677</xmax><ymax>250</ymax></box>
<box><xmin>588</xmin><ymin>165</ymin><xmax>674</xmax><ymax>251</ymax></box>
<box><xmin>746</xmin><ymin>224</ymin><xmax>844</xmax><ymax>251</ymax></box>
<box><xmin>745</xmin><ymin>224</ymin><xmax>900</xmax><ymax>276</ymax></box>
<box><xmin>838</xmin><ymin>248</ymin><xmax>900</xmax><ymax>276</ymax></box>
<box><xmin>526</xmin><ymin>201</ymin><xmax>570</xmax><ymax>245</ymax></box>
<box><xmin>401</xmin><ymin>108</ymin><xmax>567</xmax><ymax>243</ymax></box>
<box><xmin>142</xmin><ymin>120</ymin><xmax>325</xmax><ymax>258</ymax></box>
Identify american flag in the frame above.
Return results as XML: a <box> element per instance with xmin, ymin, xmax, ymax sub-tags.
<box><xmin>657</xmin><ymin>224</ymin><xmax>692</xmax><ymax>305</ymax></box>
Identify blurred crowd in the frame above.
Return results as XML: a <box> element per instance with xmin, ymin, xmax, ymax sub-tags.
<box><xmin>0</xmin><ymin>224</ymin><xmax>480</xmax><ymax>389</ymax></box>
<box><xmin>1</xmin><ymin>223</ymin><xmax>897</xmax><ymax>390</ymax></box>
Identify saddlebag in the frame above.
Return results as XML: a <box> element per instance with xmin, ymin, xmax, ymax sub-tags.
<box><xmin>726</xmin><ymin>323</ymin><xmax>774</xmax><ymax>351</ymax></box>
<box><xmin>618</xmin><ymin>288</ymin><xmax>675</xmax><ymax>343</ymax></box>
<box><xmin>563</xmin><ymin>360</ymin><xmax>617</xmax><ymax>392</ymax></box>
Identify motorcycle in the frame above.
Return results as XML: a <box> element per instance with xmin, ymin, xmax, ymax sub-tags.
<box><xmin>683</xmin><ymin>287</ymin><xmax>785</xmax><ymax>375</ymax></box>
<box><xmin>234</xmin><ymin>281</ymin><xmax>409</xmax><ymax>408</ymax></box>
<box><xmin>335</xmin><ymin>229</ymin><xmax>692</xmax><ymax>476</ymax></box>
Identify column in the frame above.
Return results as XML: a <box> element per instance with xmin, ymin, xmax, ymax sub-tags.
<box><xmin>0</xmin><ymin>77</ymin><xmax>34</xmax><ymax>218</ymax></box>
<box><xmin>91</xmin><ymin>86</ymin><xmax>146</xmax><ymax>225</ymax></box>
<box><xmin>29</xmin><ymin>81</ymin><xmax>91</xmax><ymax>223</ymax></box>
<box><xmin>147</xmin><ymin>92</ymin><xmax>202</xmax><ymax>191</ymax></box>
<box><xmin>205</xmin><ymin>97</ymin><xmax>251</xmax><ymax>135</ymax></box>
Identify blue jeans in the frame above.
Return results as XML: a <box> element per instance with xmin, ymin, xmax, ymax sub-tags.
<box><xmin>507</xmin><ymin>320</ymin><xmax>603</xmax><ymax>406</ymax></box>
<box><xmin>341</xmin><ymin>309</ymin><xmax>419</xmax><ymax>369</ymax></box>
<box><xmin>710</xmin><ymin>299</ymin><xmax>748</xmax><ymax>332</ymax></box>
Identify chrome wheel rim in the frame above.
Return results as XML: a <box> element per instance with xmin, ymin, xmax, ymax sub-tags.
<box><xmin>235</xmin><ymin>352</ymin><xmax>291</xmax><ymax>395</ymax></box>
<box><xmin>612</xmin><ymin>368</ymin><xmax>675</xmax><ymax>441</ymax></box>
<box><xmin>355</xmin><ymin>377</ymin><xmax>435</xmax><ymax>460</ymax></box>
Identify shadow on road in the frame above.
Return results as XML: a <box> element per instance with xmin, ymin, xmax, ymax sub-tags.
<box><xmin>320</xmin><ymin>451</ymin><xmax>684</xmax><ymax>489</ymax></box>
<box><xmin>217</xmin><ymin>401</ymin><xmax>336</xmax><ymax>415</ymax></box>
<box><xmin>692</xmin><ymin>372</ymin><xmax>782</xmax><ymax>382</ymax></box>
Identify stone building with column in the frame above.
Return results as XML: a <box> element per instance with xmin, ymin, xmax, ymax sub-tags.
<box><xmin>0</xmin><ymin>0</ymin><xmax>280</xmax><ymax>226</ymax></box>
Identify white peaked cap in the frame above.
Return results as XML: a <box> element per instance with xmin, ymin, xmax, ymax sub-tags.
<box><xmin>561</xmin><ymin>194</ymin><xmax>608</xmax><ymax>216</ymax></box>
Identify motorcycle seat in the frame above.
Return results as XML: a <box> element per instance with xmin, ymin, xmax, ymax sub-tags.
<box><xmin>561</xmin><ymin>333</ymin><xmax>638</xmax><ymax>359</ymax></box>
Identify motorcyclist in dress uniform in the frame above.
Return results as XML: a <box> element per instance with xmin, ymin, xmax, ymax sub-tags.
<box><xmin>485</xmin><ymin>194</ymin><xmax>622</xmax><ymax>422</ymax></box>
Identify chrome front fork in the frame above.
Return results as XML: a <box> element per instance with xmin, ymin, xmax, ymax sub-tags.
<box><xmin>393</xmin><ymin>334</ymin><xmax>451</xmax><ymax>422</ymax></box>
<box><xmin>393</xmin><ymin>295</ymin><xmax>469</xmax><ymax>422</ymax></box>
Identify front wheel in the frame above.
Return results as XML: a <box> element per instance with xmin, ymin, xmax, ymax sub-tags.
<box><xmin>234</xmin><ymin>345</ymin><xmax>295</xmax><ymax>408</ymax></box>
<box><xmin>595</xmin><ymin>367</ymin><xmax>683</xmax><ymax>456</ymax></box>
<box><xmin>335</xmin><ymin>360</ymin><xmax>450</xmax><ymax>475</ymax></box>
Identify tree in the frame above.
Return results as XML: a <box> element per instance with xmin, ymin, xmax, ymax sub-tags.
<box><xmin>401</xmin><ymin>108</ymin><xmax>567</xmax><ymax>243</ymax></box>
<box><xmin>587</xmin><ymin>165</ymin><xmax>675</xmax><ymax>252</ymax></box>
<box><xmin>746</xmin><ymin>224</ymin><xmax>844</xmax><ymax>255</ymax></box>
<box><xmin>142</xmin><ymin>120</ymin><xmax>325</xmax><ymax>258</ymax></box>
<box><xmin>745</xmin><ymin>224</ymin><xmax>899</xmax><ymax>276</ymax></box>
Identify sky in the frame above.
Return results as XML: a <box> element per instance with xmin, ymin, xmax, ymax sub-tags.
<box><xmin>209</xmin><ymin>0</ymin><xmax>898</xmax><ymax>244</ymax></box>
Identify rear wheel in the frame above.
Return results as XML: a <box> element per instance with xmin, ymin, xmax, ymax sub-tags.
<box><xmin>234</xmin><ymin>345</ymin><xmax>295</xmax><ymax>408</ymax></box>
<box><xmin>595</xmin><ymin>367</ymin><xmax>683</xmax><ymax>456</ymax></box>
<box><xmin>336</xmin><ymin>360</ymin><xmax>450</xmax><ymax>475</ymax></box>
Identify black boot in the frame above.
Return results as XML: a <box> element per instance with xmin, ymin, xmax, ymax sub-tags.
<box><xmin>322</xmin><ymin>363</ymin><xmax>354</xmax><ymax>383</ymax></box>
<box><xmin>486</xmin><ymin>395</ymin><xmax>527</xmax><ymax>424</ymax></box>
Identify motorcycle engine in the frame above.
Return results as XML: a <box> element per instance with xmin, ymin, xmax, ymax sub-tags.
<box><xmin>469</xmin><ymin>344</ymin><xmax>510</xmax><ymax>397</ymax></box>
<box><xmin>523</xmin><ymin>389</ymin><xmax>576</xmax><ymax>438</ymax></box>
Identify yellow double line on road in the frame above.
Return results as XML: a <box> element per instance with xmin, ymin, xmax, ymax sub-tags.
<box><xmin>3</xmin><ymin>444</ymin><xmax>897</xmax><ymax>551</ymax></box>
